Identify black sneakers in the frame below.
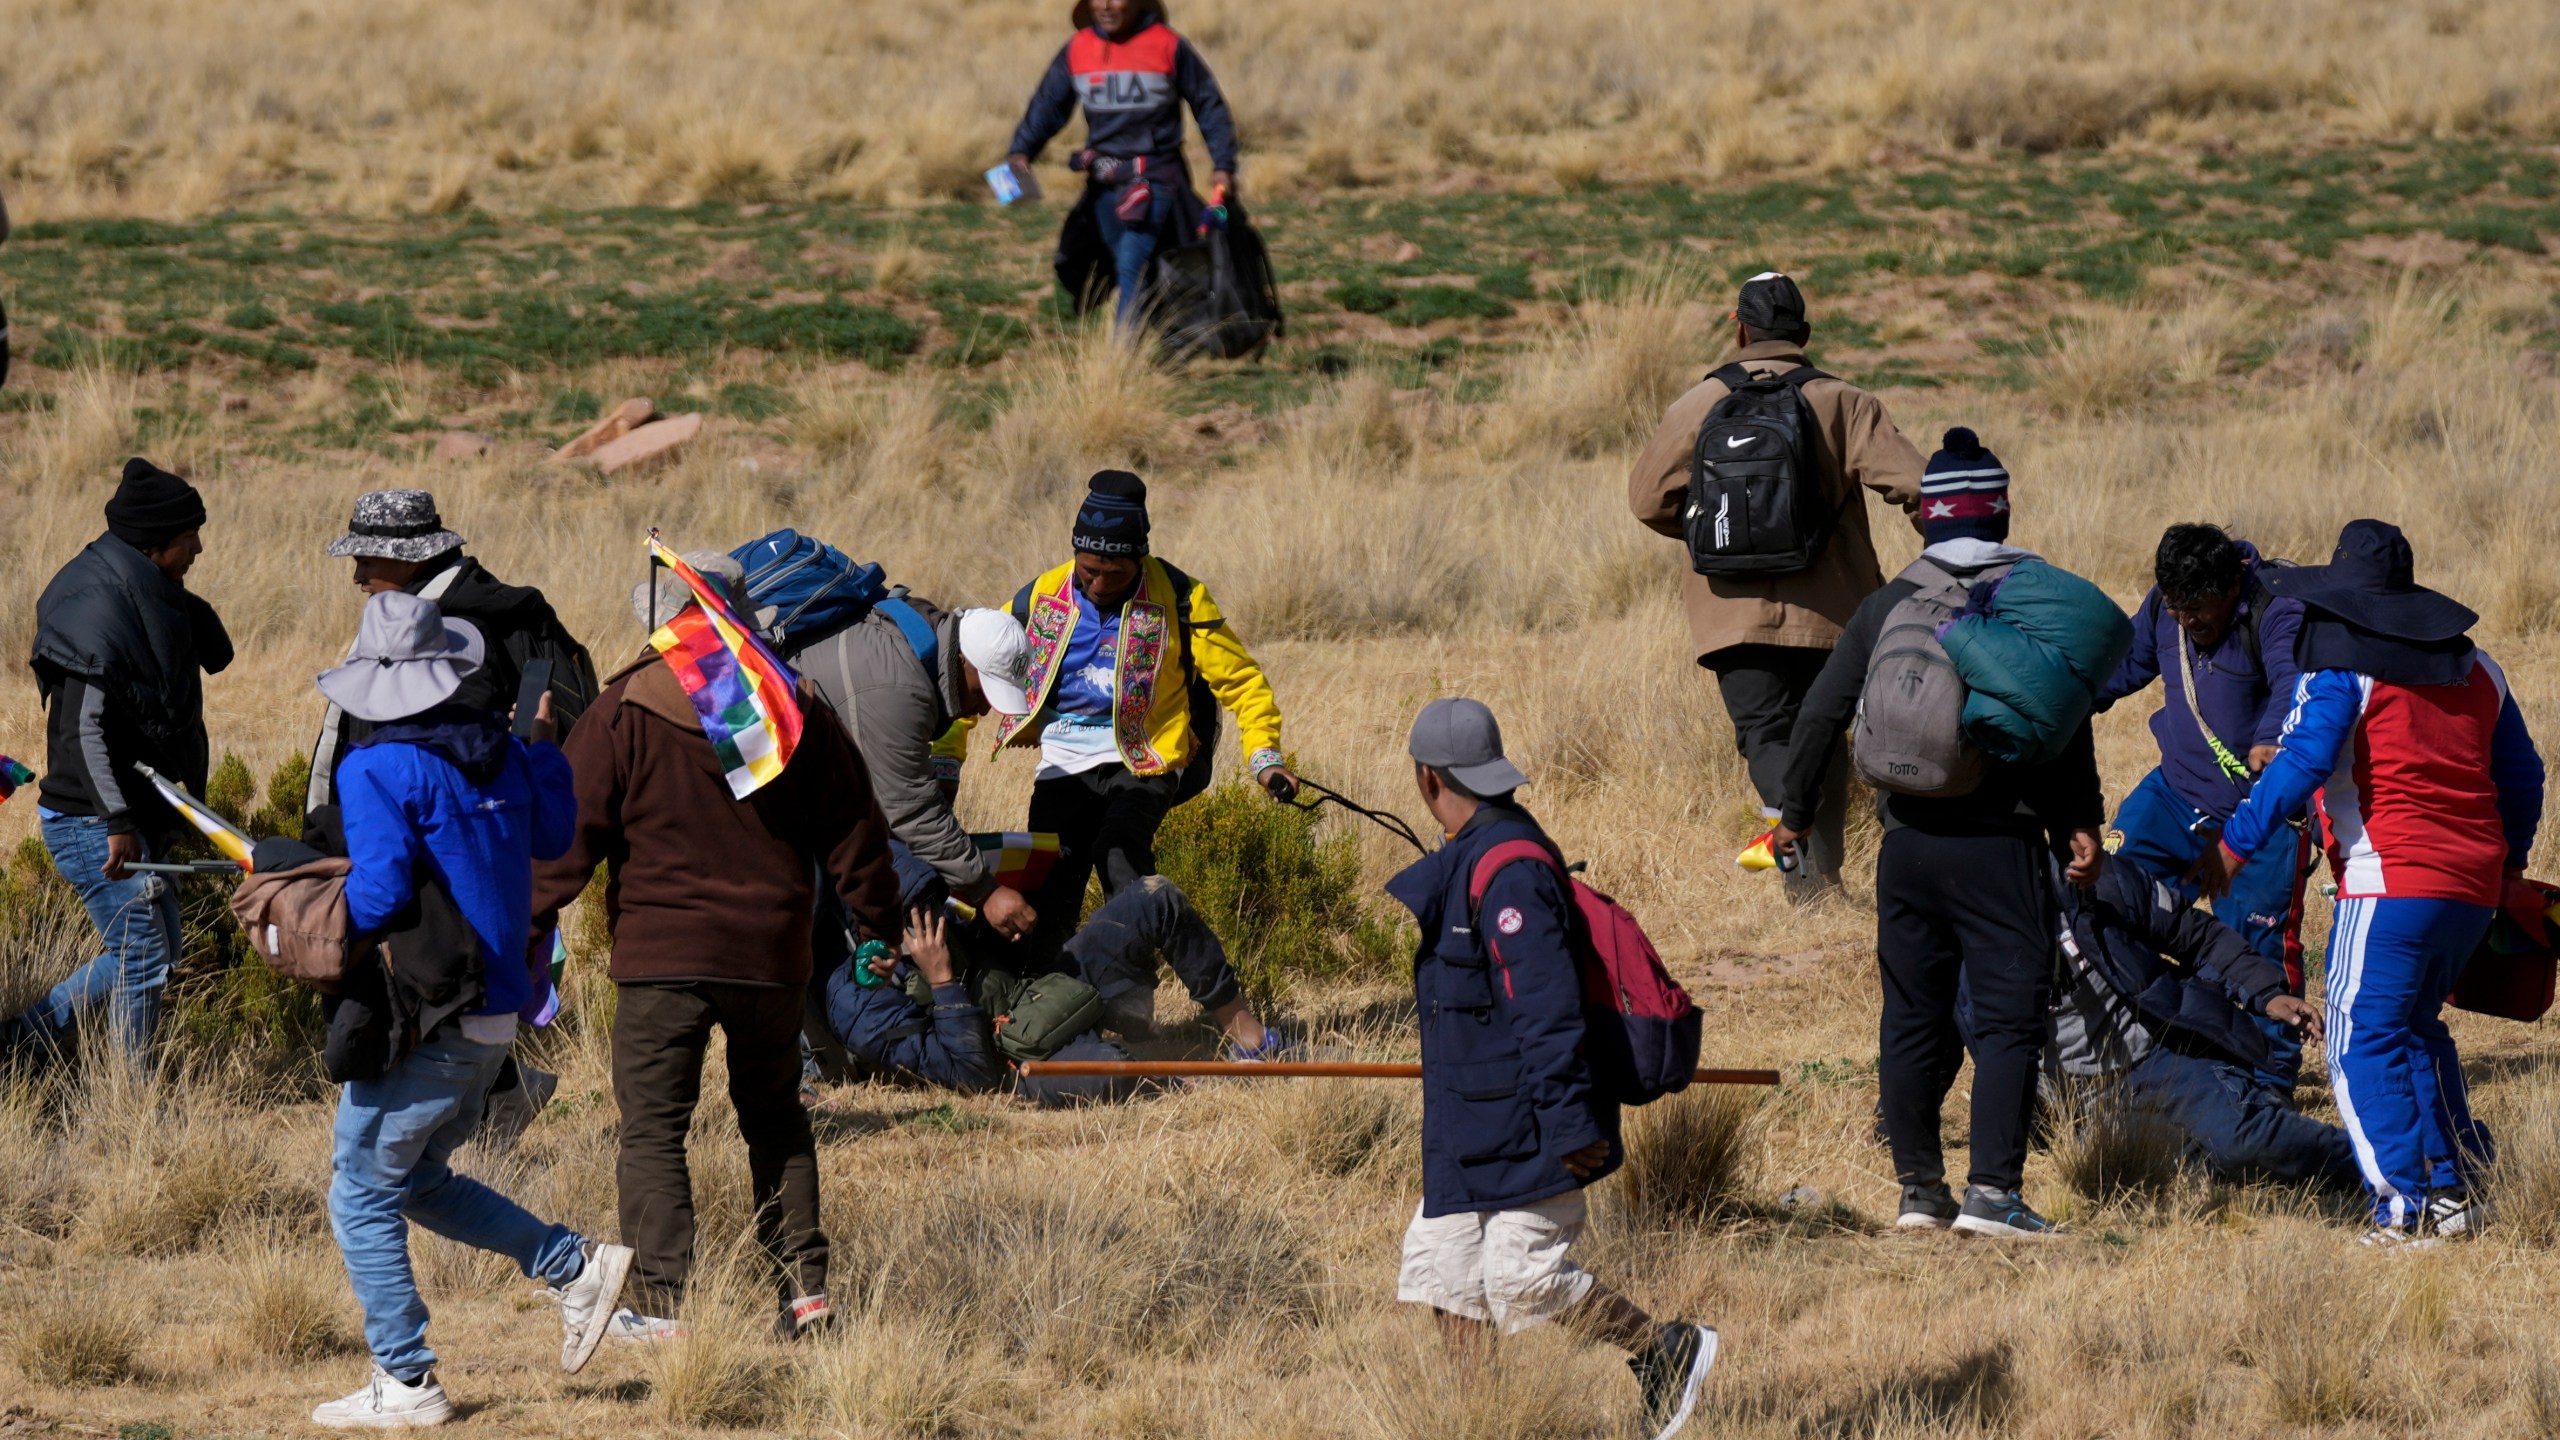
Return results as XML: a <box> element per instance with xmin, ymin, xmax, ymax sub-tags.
<box><xmin>1896</xmin><ymin>1183</ymin><xmax>1961</xmax><ymax>1230</ymax></box>
<box><xmin>1951</xmin><ymin>1186</ymin><xmax>2059</xmax><ymax>1239</ymax></box>
<box><xmin>1628</xmin><ymin>1321</ymin><xmax>1719</xmax><ymax>1440</ymax></box>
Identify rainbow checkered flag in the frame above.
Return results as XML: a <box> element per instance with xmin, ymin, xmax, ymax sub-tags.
<box><xmin>972</xmin><ymin>831</ymin><xmax>1061</xmax><ymax>894</ymax></box>
<box><xmin>646</xmin><ymin>534</ymin><xmax>804</xmax><ymax>799</ymax></box>
<box><xmin>132</xmin><ymin>762</ymin><xmax>255</xmax><ymax>872</ymax></box>
<box><xmin>0</xmin><ymin>755</ymin><xmax>32</xmax><ymax>804</ymax></box>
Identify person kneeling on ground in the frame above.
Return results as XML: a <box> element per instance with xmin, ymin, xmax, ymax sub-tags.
<box><xmin>825</xmin><ymin>841</ymin><xmax>1279</xmax><ymax>1104</ymax></box>
<box><xmin>1387</xmin><ymin>698</ymin><xmax>1716</xmax><ymax>1440</ymax></box>
<box><xmin>312</xmin><ymin>591</ymin><xmax>631</xmax><ymax>1430</ymax></box>
<box><xmin>1968</xmin><ymin>855</ymin><xmax>2356</xmax><ymax>1190</ymax></box>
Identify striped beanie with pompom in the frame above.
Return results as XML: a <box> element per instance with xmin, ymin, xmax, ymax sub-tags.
<box><xmin>1919</xmin><ymin>427</ymin><xmax>2011</xmax><ymax>545</ymax></box>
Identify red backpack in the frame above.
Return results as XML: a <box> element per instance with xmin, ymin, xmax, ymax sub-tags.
<box><xmin>1468</xmin><ymin>841</ymin><xmax>1702</xmax><ymax>1106</ymax></box>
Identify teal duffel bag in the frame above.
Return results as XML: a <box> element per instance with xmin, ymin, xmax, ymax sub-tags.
<box><xmin>1943</xmin><ymin>560</ymin><xmax>2133</xmax><ymax>765</ymax></box>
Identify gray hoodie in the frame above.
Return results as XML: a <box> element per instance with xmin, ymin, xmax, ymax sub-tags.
<box><xmin>792</xmin><ymin>597</ymin><xmax>991</xmax><ymax>900</ymax></box>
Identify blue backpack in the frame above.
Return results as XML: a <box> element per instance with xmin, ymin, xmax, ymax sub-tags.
<box><xmin>732</xmin><ymin>530</ymin><xmax>893</xmax><ymax>651</ymax></box>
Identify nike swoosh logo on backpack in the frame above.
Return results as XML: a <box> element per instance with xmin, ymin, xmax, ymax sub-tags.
<box><xmin>1724</xmin><ymin>435</ymin><xmax>1752</xmax><ymax>448</ymax></box>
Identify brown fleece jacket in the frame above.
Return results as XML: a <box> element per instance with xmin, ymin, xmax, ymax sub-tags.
<box><xmin>533</xmin><ymin>652</ymin><xmax>903</xmax><ymax>988</ymax></box>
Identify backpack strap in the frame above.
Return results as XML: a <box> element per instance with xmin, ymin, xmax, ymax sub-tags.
<box><xmin>876</xmin><ymin>596</ymin><xmax>941</xmax><ymax>678</ymax></box>
<box><xmin>1467</xmin><ymin>839</ymin><xmax>1563</xmax><ymax>914</ymax></box>
<box><xmin>1707</xmin><ymin>361</ymin><xmax>1833</xmax><ymax>390</ymax></box>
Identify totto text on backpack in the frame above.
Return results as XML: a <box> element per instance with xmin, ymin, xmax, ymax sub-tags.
<box><xmin>732</xmin><ymin>529</ymin><xmax>892</xmax><ymax>651</ymax></box>
<box><xmin>1684</xmin><ymin>363</ymin><xmax>1840</xmax><ymax>577</ymax></box>
<box><xmin>1468</xmin><ymin>841</ymin><xmax>1701</xmax><ymax>1106</ymax></box>
<box><xmin>1853</xmin><ymin>557</ymin><xmax>2012</xmax><ymax>799</ymax></box>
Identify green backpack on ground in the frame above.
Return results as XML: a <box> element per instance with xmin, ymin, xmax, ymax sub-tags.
<box><xmin>902</xmin><ymin>964</ymin><xmax>1105</xmax><ymax>1063</ymax></box>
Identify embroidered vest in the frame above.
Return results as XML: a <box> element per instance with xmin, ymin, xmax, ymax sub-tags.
<box><xmin>992</xmin><ymin>563</ymin><xmax>1178</xmax><ymax>776</ymax></box>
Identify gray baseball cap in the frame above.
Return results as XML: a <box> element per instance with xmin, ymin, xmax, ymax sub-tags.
<box><xmin>1408</xmin><ymin>697</ymin><xmax>1529</xmax><ymax>797</ymax></box>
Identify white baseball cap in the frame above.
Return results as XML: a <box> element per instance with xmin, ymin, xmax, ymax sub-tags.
<box><xmin>956</xmin><ymin>608</ymin><xmax>1033</xmax><ymax>716</ymax></box>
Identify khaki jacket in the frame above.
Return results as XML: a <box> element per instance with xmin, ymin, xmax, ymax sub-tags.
<box><xmin>1626</xmin><ymin>341</ymin><xmax>1925</xmax><ymax>660</ymax></box>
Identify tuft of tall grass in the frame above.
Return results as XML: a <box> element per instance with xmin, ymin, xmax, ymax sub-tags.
<box><xmin>2050</xmin><ymin>1082</ymin><xmax>2189</xmax><ymax>1206</ymax></box>
<box><xmin>232</xmin><ymin>1238</ymin><xmax>359</xmax><ymax>1362</ymax></box>
<box><xmin>8</xmin><ymin>1283</ymin><xmax>145</xmax><ymax>1386</ymax></box>
<box><xmin>1610</xmin><ymin>1083</ymin><xmax>1762</xmax><ymax>1228</ymax></box>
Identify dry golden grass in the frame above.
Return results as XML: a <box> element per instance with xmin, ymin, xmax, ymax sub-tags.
<box><xmin>10</xmin><ymin>71</ymin><xmax>2560</xmax><ymax>1432</ymax></box>
<box><xmin>2</xmin><ymin>0</ymin><xmax>2558</xmax><ymax>219</ymax></box>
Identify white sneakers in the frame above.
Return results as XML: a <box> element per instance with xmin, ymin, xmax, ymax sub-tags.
<box><xmin>311</xmin><ymin>1369</ymin><xmax>455</xmax><ymax>1430</ymax></box>
<box><xmin>552</xmin><ymin>1242</ymin><xmax>636</xmax><ymax>1374</ymax></box>
<box><xmin>317</xmin><ymin>1241</ymin><xmax>635</xmax><ymax>1428</ymax></box>
<box><xmin>605</xmin><ymin>1307</ymin><xmax>687</xmax><ymax>1343</ymax></box>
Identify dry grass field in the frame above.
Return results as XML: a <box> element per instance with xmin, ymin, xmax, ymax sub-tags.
<box><xmin>8</xmin><ymin>4</ymin><xmax>2560</xmax><ymax>1436</ymax></box>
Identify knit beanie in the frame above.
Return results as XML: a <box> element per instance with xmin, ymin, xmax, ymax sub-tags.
<box><xmin>104</xmin><ymin>456</ymin><xmax>207</xmax><ymax>551</ymax></box>
<box><xmin>1919</xmin><ymin>428</ymin><xmax>2011</xmax><ymax>545</ymax></box>
<box><xmin>1071</xmin><ymin>470</ymin><xmax>1150</xmax><ymax>556</ymax></box>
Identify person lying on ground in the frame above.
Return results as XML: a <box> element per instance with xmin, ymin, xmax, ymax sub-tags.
<box><xmin>1772</xmin><ymin>429</ymin><xmax>2105</xmax><ymax>1241</ymax></box>
<box><xmin>1960</xmin><ymin>854</ymin><xmax>2354</xmax><ymax>1190</ymax></box>
<box><xmin>304</xmin><ymin>487</ymin><xmax>602</xmax><ymax>1144</ymax></box>
<box><xmin>2094</xmin><ymin>522</ymin><xmax>2315</xmax><ymax>1098</ymax></box>
<box><xmin>1388</xmin><ymin>697</ymin><xmax>1717</xmax><ymax>1440</ymax></box>
<box><xmin>309</xmin><ymin>590</ymin><xmax>631</xmax><ymax>1431</ymax></box>
<box><xmin>2</xmin><ymin>458</ymin><xmax>230</xmax><ymax>1079</ymax></box>
<box><xmin>532</xmin><ymin>550</ymin><xmax>903</xmax><ymax>1343</ymax></box>
<box><xmin>2195</xmin><ymin>519</ymin><xmax>2544</xmax><ymax>1248</ymax></box>
<box><xmin>823</xmin><ymin>840</ymin><xmax>1282</xmax><ymax>1105</ymax></box>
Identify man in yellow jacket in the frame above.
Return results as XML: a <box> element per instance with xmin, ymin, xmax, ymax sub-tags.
<box><xmin>991</xmin><ymin>470</ymin><xmax>1295</xmax><ymax>1047</ymax></box>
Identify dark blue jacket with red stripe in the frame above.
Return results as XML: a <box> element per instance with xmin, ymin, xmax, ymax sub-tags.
<box><xmin>1009</xmin><ymin>19</ymin><xmax>1239</xmax><ymax>173</ymax></box>
<box><xmin>1387</xmin><ymin>802</ymin><xmax>1618</xmax><ymax>1217</ymax></box>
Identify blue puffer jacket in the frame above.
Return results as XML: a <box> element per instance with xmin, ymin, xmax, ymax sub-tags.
<box><xmin>338</xmin><ymin>708</ymin><xmax>578</xmax><ymax>1018</ymax></box>
<box><xmin>1386</xmin><ymin>803</ymin><xmax>1616</xmax><ymax>1218</ymax></box>
<box><xmin>1944</xmin><ymin>560</ymin><xmax>2133</xmax><ymax>766</ymax></box>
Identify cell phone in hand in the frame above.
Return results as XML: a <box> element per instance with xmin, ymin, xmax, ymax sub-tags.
<box><xmin>512</xmin><ymin>658</ymin><xmax>555</xmax><ymax>740</ymax></box>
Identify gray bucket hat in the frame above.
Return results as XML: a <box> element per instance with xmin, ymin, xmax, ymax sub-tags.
<box><xmin>317</xmin><ymin>591</ymin><xmax>487</xmax><ymax>723</ymax></box>
<box><xmin>631</xmin><ymin>549</ymin><xmax>750</xmax><ymax>630</ymax></box>
<box><xmin>326</xmin><ymin>489</ymin><xmax>467</xmax><ymax>563</ymax></box>
<box><xmin>1409</xmin><ymin>697</ymin><xmax>1529</xmax><ymax>797</ymax></box>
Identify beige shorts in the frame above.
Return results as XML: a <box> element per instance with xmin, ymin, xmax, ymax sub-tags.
<box><xmin>1395</xmin><ymin>1190</ymin><xmax>1595</xmax><ymax>1333</ymax></box>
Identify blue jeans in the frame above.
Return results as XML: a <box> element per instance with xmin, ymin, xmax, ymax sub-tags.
<box><xmin>2326</xmin><ymin>895</ymin><xmax>2496</xmax><ymax>1228</ymax></box>
<box><xmin>331</xmin><ymin>1032</ymin><xmax>586</xmax><ymax>1381</ymax></box>
<box><xmin>1094</xmin><ymin>178</ymin><xmax>1175</xmax><ymax>330</ymax></box>
<box><xmin>2</xmin><ymin>810</ymin><xmax>186</xmax><ymax>1073</ymax></box>
<box><xmin>2120</xmin><ymin>1048</ymin><xmax>2359</xmax><ymax>1187</ymax></box>
<box><xmin>2109</xmin><ymin>767</ymin><xmax>2313</xmax><ymax>1092</ymax></box>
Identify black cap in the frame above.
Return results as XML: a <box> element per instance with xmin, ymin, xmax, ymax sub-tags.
<box><xmin>1072</xmin><ymin>469</ymin><xmax>1151</xmax><ymax>556</ymax></box>
<box><xmin>1735</xmin><ymin>271</ymin><xmax>1808</xmax><ymax>336</ymax></box>
<box><xmin>104</xmin><ymin>456</ymin><xmax>206</xmax><ymax>551</ymax></box>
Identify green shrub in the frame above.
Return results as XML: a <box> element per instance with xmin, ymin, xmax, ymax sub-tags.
<box><xmin>1153</xmin><ymin>779</ymin><xmax>1403</xmax><ymax>1007</ymax></box>
<box><xmin>1327</xmin><ymin>276</ymin><xmax>1400</xmax><ymax>314</ymax></box>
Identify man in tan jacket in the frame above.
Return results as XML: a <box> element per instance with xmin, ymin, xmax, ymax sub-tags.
<box><xmin>1627</xmin><ymin>273</ymin><xmax>1925</xmax><ymax>895</ymax></box>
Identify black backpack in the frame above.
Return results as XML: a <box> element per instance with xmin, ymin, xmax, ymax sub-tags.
<box><xmin>1684</xmin><ymin>363</ymin><xmax>1839</xmax><ymax>577</ymax></box>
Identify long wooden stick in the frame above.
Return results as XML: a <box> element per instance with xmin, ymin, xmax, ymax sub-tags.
<box><xmin>1013</xmin><ymin>1060</ymin><xmax>1782</xmax><ymax>1086</ymax></box>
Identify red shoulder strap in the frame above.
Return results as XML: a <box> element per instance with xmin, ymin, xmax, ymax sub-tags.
<box><xmin>1469</xmin><ymin>839</ymin><xmax>1560</xmax><ymax>909</ymax></box>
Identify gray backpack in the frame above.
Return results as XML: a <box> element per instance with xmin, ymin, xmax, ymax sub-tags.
<box><xmin>1852</xmin><ymin>557</ymin><xmax>2015</xmax><ymax>798</ymax></box>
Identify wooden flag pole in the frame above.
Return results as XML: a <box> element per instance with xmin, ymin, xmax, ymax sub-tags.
<box><xmin>1012</xmin><ymin>1060</ymin><xmax>1782</xmax><ymax>1086</ymax></box>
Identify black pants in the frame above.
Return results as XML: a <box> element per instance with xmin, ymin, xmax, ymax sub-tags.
<box><xmin>1063</xmin><ymin>873</ymin><xmax>1243</xmax><ymax>1015</ymax></box>
<box><xmin>1875</xmin><ymin>828</ymin><xmax>2053</xmax><ymax>1193</ymax></box>
<box><xmin>1027</xmin><ymin>766</ymin><xmax>1183</xmax><ymax>958</ymax></box>
<box><xmin>1706</xmin><ymin>643</ymin><xmax>1847</xmax><ymax>881</ymax></box>
<box><xmin>612</xmin><ymin>981</ymin><xmax>828</xmax><ymax>1313</ymax></box>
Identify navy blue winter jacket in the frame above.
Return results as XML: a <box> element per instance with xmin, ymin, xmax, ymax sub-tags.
<box><xmin>1387</xmin><ymin>803</ymin><xmax>1617</xmax><ymax>1217</ymax></box>
<box><xmin>2097</xmin><ymin>544</ymin><xmax>2305</xmax><ymax>822</ymax></box>
<box><xmin>2055</xmin><ymin>858</ymin><xmax>2287</xmax><ymax>1072</ymax></box>
<box><xmin>1009</xmin><ymin>20</ymin><xmax>1239</xmax><ymax>174</ymax></box>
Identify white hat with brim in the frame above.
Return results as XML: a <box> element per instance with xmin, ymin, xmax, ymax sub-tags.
<box><xmin>318</xmin><ymin>591</ymin><xmax>488</xmax><ymax>724</ymax></box>
<box><xmin>957</xmin><ymin>608</ymin><xmax>1034</xmax><ymax>717</ymax></box>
